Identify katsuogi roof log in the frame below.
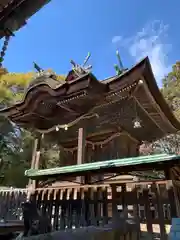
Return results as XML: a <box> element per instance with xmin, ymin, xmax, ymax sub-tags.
<box><xmin>0</xmin><ymin>0</ymin><xmax>51</xmax><ymax>38</ymax></box>
<box><xmin>0</xmin><ymin>57</ymin><xmax>180</xmax><ymax>142</ymax></box>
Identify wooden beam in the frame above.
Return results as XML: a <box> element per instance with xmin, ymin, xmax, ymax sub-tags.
<box><xmin>77</xmin><ymin>128</ymin><xmax>86</xmax><ymax>165</ymax></box>
<box><xmin>34</xmin><ymin>135</ymin><xmax>42</xmax><ymax>170</ymax></box>
<box><xmin>29</xmin><ymin>134</ymin><xmax>43</xmax><ymax>188</ymax></box>
<box><xmin>77</xmin><ymin>128</ymin><xmax>86</xmax><ymax>183</ymax></box>
<box><xmin>30</xmin><ymin>138</ymin><xmax>38</xmax><ymax>169</ymax></box>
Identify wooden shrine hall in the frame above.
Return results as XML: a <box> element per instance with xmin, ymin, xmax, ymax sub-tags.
<box><xmin>0</xmin><ymin>56</ymin><xmax>180</xmax><ymax>185</ymax></box>
<box><xmin>0</xmin><ymin>2</ymin><xmax>180</xmax><ymax>237</ymax></box>
<box><xmin>1</xmin><ymin>56</ymin><xmax>180</xmax><ymax>239</ymax></box>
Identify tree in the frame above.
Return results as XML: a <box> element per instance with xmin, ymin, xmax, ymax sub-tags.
<box><xmin>140</xmin><ymin>61</ymin><xmax>180</xmax><ymax>156</ymax></box>
<box><xmin>162</xmin><ymin>61</ymin><xmax>180</xmax><ymax>120</ymax></box>
<box><xmin>159</xmin><ymin>62</ymin><xmax>180</xmax><ymax>155</ymax></box>
<box><xmin>0</xmin><ymin>71</ymin><xmax>65</xmax><ymax>187</ymax></box>
<box><xmin>139</xmin><ymin>62</ymin><xmax>180</xmax><ymax>179</ymax></box>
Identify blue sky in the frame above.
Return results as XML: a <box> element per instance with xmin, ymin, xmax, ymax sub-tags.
<box><xmin>2</xmin><ymin>0</ymin><xmax>180</xmax><ymax>84</ymax></box>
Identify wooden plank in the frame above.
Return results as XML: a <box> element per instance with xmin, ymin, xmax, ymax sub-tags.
<box><xmin>166</xmin><ymin>180</ymin><xmax>178</xmax><ymax>218</ymax></box>
<box><xmin>60</xmin><ymin>189</ymin><xmax>66</xmax><ymax>230</ymax></box>
<box><xmin>30</xmin><ymin>138</ymin><xmax>38</xmax><ymax>169</ymax></box>
<box><xmin>152</xmin><ymin>183</ymin><xmax>167</xmax><ymax>240</ymax></box>
<box><xmin>8</xmin><ymin>191</ymin><xmax>15</xmax><ymax>220</ymax></box>
<box><xmin>132</xmin><ymin>184</ymin><xmax>139</xmax><ymax>219</ymax></box>
<box><xmin>92</xmin><ymin>187</ymin><xmax>99</xmax><ymax>226</ymax></box>
<box><xmin>36</xmin><ymin>189</ymin><xmax>43</xmax><ymax>210</ymax></box>
<box><xmin>29</xmin><ymin>138</ymin><xmax>38</xmax><ymax>187</ymax></box>
<box><xmin>75</xmin><ymin>188</ymin><xmax>82</xmax><ymax>227</ymax></box>
<box><xmin>5</xmin><ymin>191</ymin><xmax>11</xmax><ymax>220</ymax></box>
<box><xmin>121</xmin><ymin>183</ymin><xmax>128</xmax><ymax>218</ymax></box>
<box><xmin>102</xmin><ymin>186</ymin><xmax>109</xmax><ymax>225</ymax></box>
<box><xmin>143</xmin><ymin>186</ymin><xmax>153</xmax><ymax>239</ymax></box>
<box><xmin>53</xmin><ymin>189</ymin><xmax>60</xmax><ymax>230</ymax></box>
<box><xmin>89</xmin><ymin>187</ymin><xmax>96</xmax><ymax>226</ymax></box>
<box><xmin>47</xmin><ymin>189</ymin><xmax>54</xmax><ymax>227</ymax></box>
<box><xmin>111</xmin><ymin>184</ymin><xmax>118</xmax><ymax>222</ymax></box>
<box><xmin>30</xmin><ymin>135</ymin><xmax>42</xmax><ymax>188</ymax></box>
<box><xmin>67</xmin><ymin>188</ymin><xmax>73</xmax><ymax>228</ymax></box>
<box><xmin>77</xmin><ymin>127</ymin><xmax>86</xmax><ymax>183</ymax></box>
<box><xmin>172</xmin><ymin>180</ymin><xmax>180</xmax><ymax>217</ymax></box>
<box><xmin>84</xmin><ymin>188</ymin><xmax>90</xmax><ymax>226</ymax></box>
<box><xmin>132</xmin><ymin>184</ymin><xmax>141</xmax><ymax>240</ymax></box>
<box><xmin>41</xmin><ymin>190</ymin><xmax>48</xmax><ymax>216</ymax></box>
<box><xmin>79</xmin><ymin>188</ymin><xmax>85</xmax><ymax>226</ymax></box>
<box><xmin>96</xmin><ymin>187</ymin><xmax>102</xmax><ymax>225</ymax></box>
<box><xmin>77</xmin><ymin>128</ymin><xmax>86</xmax><ymax>165</ymax></box>
<box><xmin>34</xmin><ymin>134</ymin><xmax>43</xmax><ymax>170</ymax></box>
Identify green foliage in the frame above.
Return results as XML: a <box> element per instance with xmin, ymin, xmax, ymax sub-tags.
<box><xmin>0</xmin><ymin>71</ymin><xmax>65</xmax><ymax>106</ymax></box>
<box><xmin>162</xmin><ymin>61</ymin><xmax>180</xmax><ymax>120</ymax></box>
<box><xmin>41</xmin><ymin>144</ymin><xmax>61</xmax><ymax>169</ymax></box>
<box><xmin>0</xmin><ymin>72</ymin><xmax>34</xmax><ymax>105</ymax></box>
<box><xmin>140</xmin><ymin>61</ymin><xmax>180</xmax><ymax>157</ymax></box>
<box><xmin>159</xmin><ymin>62</ymin><xmax>180</xmax><ymax>155</ymax></box>
<box><xmin>0</xmin><ymin>71</ymin><xmax>65</xmax><ymax>187</ymax></box>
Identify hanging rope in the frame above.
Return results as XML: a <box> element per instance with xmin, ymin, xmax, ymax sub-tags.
<box><xmin>0</xmin><ymin>35</ymin><xmax>10</xmax><ymax>68</ymax></box>
<box><xmin>61</xmin><ymin>131</ymin><xmax>138</xmax><ymax>153</ymax></box>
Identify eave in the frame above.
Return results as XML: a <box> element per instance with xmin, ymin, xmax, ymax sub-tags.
<box><xmin>0</xmin><ymin>0</ymin><xmax>51</xmax><ymax>38</ymax></box>
<box><xmin>0</xmin><ymin>57</ymin><xmax>179</xmax><ymax>142</ymax></box>
<box><xmin>25</xmin><ymin>154</ymin><xmax>180</xmax><ymax>181</ymax></box>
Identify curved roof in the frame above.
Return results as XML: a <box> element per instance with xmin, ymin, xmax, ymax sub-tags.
<box><xmin>0</xmin><ymin>57</ymin><xmax>179</xmax><ymax>142</ymax></box>
<box><xmin>103</xmin><ymin>57</ymin><xmax>180</xmax><ymax>131</ymax></box>
<box><xmin>27</xmin><ymin>73</ymin><xmax>62</xmax><ymax>90</ymax></box>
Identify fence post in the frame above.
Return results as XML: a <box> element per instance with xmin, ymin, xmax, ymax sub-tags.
<box><xmin>171</xmin><ymin>180</ymin><xmax>180</xmax><ymax>217</ymax></box>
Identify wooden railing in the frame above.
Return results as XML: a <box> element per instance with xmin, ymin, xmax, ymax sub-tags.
<box><xmin>0</xmin><ymin>180</ymin><xmax>178</xmax><ymax>239</ymax></box>
<box><xmin>0</xmin><ymin>188</ymin><xmax>27</xmax><ymax>221</ymax></box>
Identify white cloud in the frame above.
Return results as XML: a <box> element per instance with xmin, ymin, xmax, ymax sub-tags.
<box><xmin>112</xmin><ymin>21</ymin><xmax>172</xmax><ymax>85</ymax></box>
<box><xmin>112</xmin><ymin>35</ymin><xmax>122</xmax><ymax>44</ymax></box>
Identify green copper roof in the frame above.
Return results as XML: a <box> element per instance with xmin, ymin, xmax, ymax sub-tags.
<box><xmin>25</xmin><ymin>154</ymin><xmax>180</xmax><ymax>180</ymax></box>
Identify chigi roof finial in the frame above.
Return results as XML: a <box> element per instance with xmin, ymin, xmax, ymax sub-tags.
<box><xmin>70</xmin><ymin>52</ymin><xmax>92</xmax><ymax>77</ymax></box>
<box><xmin>32</xmin><ymin>62</ymin><xmax>57</xmax><ymax>80</ymax></box>
<box><xmin>114</xmin><ymin>50</ymin><xmax>127</xmax><ymax>75</ymax></box>
<box><xmin>33</xmin><ymin>62</ymin><xmax>43</xmax><ymax>73</ymax></box>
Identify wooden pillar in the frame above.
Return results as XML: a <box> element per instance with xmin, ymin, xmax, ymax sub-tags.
<box><xmin>34</xmin><ymin>136</ymin><xmax>42</xmax><ymax>170</ymax></box>
<box><xmin>30</xmin><ymin>138</ymin><xmax>39</xmax><ymax>169</ymax></box>
<box><xmin>77</xmin><ymin>128</ymin><xmax>86</xmax><ymax>184</ymax></box>
<box><xmin>29</xmin><ymin>134</ymin><xmax>43</xmax><ymax>188</ymax></box>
